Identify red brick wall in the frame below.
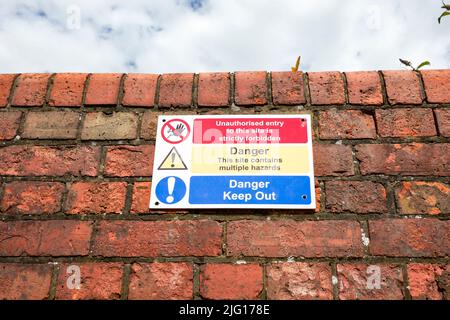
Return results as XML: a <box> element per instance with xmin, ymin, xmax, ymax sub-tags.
<box><xmin>0</xmin><ymin>70</ymin><xmax>449</xmax><ymax>300</ymax></box>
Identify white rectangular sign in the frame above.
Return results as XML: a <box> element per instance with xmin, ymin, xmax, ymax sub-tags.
<box><xmin>149</xmin><ymin>114</ymin><xmax>315</xmax><ymax>209</ymax></box>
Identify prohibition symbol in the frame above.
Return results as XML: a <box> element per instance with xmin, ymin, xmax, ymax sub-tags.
<box><xmin>161</xmin><ymin>119</ymin><xmax>190</xmax><ymax>144</ymax></box>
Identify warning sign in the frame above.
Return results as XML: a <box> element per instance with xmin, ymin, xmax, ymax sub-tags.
<box><xmin>158</xmin><ymin>147</ymin><xmax>187</xmax><ymax>170</ymax></box>
<box><xmin>150</xmin><ymin>115</ymin><xmax>315</xmax><ymax>209</ymax></box>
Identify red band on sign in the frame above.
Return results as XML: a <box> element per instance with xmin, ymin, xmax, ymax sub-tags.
<box><xmin>192</xmin><ymin>118</ymin><xmax>308</xmax><ymax>144</ymax></box>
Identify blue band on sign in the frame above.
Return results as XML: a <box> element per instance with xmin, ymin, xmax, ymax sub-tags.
<box><xmin>189</xmin><ymin>176</ymin><xmax>311</xmax><ymax>205</ymax></box>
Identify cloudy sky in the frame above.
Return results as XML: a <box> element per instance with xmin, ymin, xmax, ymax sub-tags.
<box><xmin>0</xmin><ymin>0</ymin><xmax>448</xmax><ymax>73</ymax></box>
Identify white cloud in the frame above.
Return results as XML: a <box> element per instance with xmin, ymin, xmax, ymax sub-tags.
<box><xmin>0</xmin><ymin>0</ymin><xmax>448</xmax><ymax>73</ymax></box>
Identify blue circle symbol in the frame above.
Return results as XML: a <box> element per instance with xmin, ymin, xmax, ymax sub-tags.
<box><xmin>155</xmin><ymin>176</ymin><xmax>186</xmax><ymax>204</ymax></box>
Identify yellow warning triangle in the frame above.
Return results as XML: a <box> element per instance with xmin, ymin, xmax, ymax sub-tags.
<box><xmin>158</xmin><ymin>147</ymin><xmax>187</xmax><ymax>170</ymax></box>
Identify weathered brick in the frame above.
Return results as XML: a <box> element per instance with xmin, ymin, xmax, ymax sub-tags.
<box><xmin>319</xmin><ymin>109</ymin><xmax>376</xmax><ymax>139</ymax></box>
<box><xmin>65</xmin><ymin>182</ymin><xmax>127</xmax><ymax>214</ymax></box>
<box><xmin>337</xmin><ymin>264</ymin><xmax>404</xmax><ymax>300</ymax></box>
<box><xmin>375</xmin><ymin>108</ymin><xmax>436</xmax><ymax>137</ymax></box>
<box><xmin>267</xmin><ymin>262</ymin><xmax>333</xmax><ymax>300</ymax></box>
<box><xmin>356</xmin><ymin>143</ymin><xmax>450</xmax><ymax>176</ymax></box>
<box><xmin>369</xmin><ymin>219</ymin><xmax>450</xmax><ymax>257</ymax></box>
<box><xmin>308</xmin><ymin>71</ymin><xmax>345</xmax><ymax>105</ymax></box>
<box><xmin>271</xmin><ymin>71</ymin><xmax>305</xmax><ymax>105</ymax></box>
<box><xmin>227</xmin><ymin>220</ymin><xmax>363</xmax><ymax>257</ymax></box>
<box><xmin>325</xmin><ymin>181</ymin><xmax>387</xmax><ymax>213</ymax></box>
<box><xmin>158</xmin><ymin>73</ymin><xmax>193</xmax><ymax>108</ymax></box>
<box><xmin>396</xmin><ymin>181</ymin><xmax>450</xmax><ymax>215</ymax></box>
<box><xmin>81</xmin><ymin>112</ymin><xmax>138</xmax><ymax>140</ymax></box>
<box><xmin>129</xmin><ymin>263</ymin><xmax>193</xmax><ymax>300</ymax></box>
<box><xmin>12</xmin><ymin>74</ymin><xmax>51</xmax><ymax>107</ymax></box>
<box><xmin>140</xmin><ymin>111</ymin><xmax>160</xmax><ymax>140</ymax></box>
<box><xmin>0</xmin><ymin>145</ymin><xmax>100</xmax><ymax>176</ymax></box>
<box><xmin>407</xmin><ymin>264</ymin><xmax>450</xmax><ymax>300</ymax></box>
<box><xmin>48</xmin><ymin>73</ymin><xmax>87</xmax><ymax>107</ymax></box>
<box><xmin>122</xmin><ymin>73</ymin><xmax>157</xmax><ymax>107</ymax></box>
<box><xmin>0</xmin><ymin>220</ymin><xmax>93</xmax><ymax>256</ymax></box>
<box><xmin>104</xmin><ymin>145</ymin><xmax>154</xmax><ymax>177</ymax></box>
<box><xmin>56</xmin><ymin>263</ymin><xmax>123</xmax><ymax>300</ymax></box>
<box><xmin>435</xmin><ymin>109</ymin><xmax>450</xmax><ymax>137</ymax></box>
<box><xmin>234</xmin><ymin>71</ymin><xmax>267</xmax><ymax>106</ymax></box>
<box><xmin>313</xmin><ymin>144</ymin><xmax>354</xmax><ymax>176</ymax></box>
<box><xmin>198</xmin><ymin>72</ymin><xmax>230</xmax><ymax>107</ymax></box>
<box><xmin>85</xmin><ymin>73</ymin><xmax>122</xmax><ymax>105</ymax></box>
<box><xmin>383</xmin><ymin>71</ymin><xmax>423</xmax><ymax>105</ymax></box>
<box><xmin>131</xmin><ymin>182</ymin><xmax>151</xmax><ymax>214</ymax></box>
<box><xmin>0</xmin><ymin>264</ymin><xmax>52</xmax><ymax>299</ymax></box>
<box><xmin>0</xmin><ymin>111</ymin><xmax>21</xmax><ymax>140</ymax></box>
<box><xmin>421</xmin><ymin>70</ymin><xmax>450</xmax><ymax>103</ymax></box>
<box><xmin>346</xmin><ymin>71</ymin><xmax>383</xmax><ymax>105</ymax></box>
<box><xmin>1</xmin><ymin>181</ymin><xmax>64</xmax><ymax>215</ymax></box>
<box><xmin>22</xmin><ymin>111</ymin><xmax>80</xmax><ymax>139</ymax></box>
<box><xmin>200</xmin><ymin>264</ymin><xmax>263</xmax><ymax>300</ymax></box>
<box><xmin>92</xmin><ymin>220</ymin><xmax>222</xmax><ymax>257</ymax></box>
<box><xmin>0</xmin><ymin>74</ymin><xmax>16</xmax><ymax>107</ymax></box>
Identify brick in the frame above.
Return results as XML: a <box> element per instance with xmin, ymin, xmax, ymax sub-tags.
<box><xmin>81</xmin><ymin>112</ymin><xmax>138</xmax><ymax>140</ymax></box>
<box><xmin>308</xmin><ymin>71</ymin><xmax>345</xmax><ymax>105</ymax></box>
<box><xmin>267</xmin><ymin>262</ymin><xmax>333</xmax><ymax>300</ymax></box>
<box><xmin>407</xmin><ymin>264</ymin><xmax>450</xmax><ymax>300</ymax></box>
<box><xmin>200</xmin><ymin>264</ymin><xmax>263</xmax><ymax>300</ymax></box>
<box><xmin>129</xmin><ymin>263</ymin><xmax>193</xmax><ymax>300</ymax></box>
<box><xmin>421</xmin><ymin>70</ymin><xmax>450</xmax><ymax>103</ymax></box>
<box><xmin>435</xmin><ymin>109</ymin><xmax>450</xmax><ymax>137</ymax></box>
<box><xmin>1</xmin><ymin>181</ymin><xmax>64</xmax><ymax>215</ymax></box>
<box><xmin>0</xmin><ymin>111</ymin><xmax>21</xmax><ymax>140</ymax></box>
<box><xmin>227</xmin><ymin>220</ymin><xmax>363</xmax><ymax>257</ymax></box>
<box><xmin>140</xmin><ymin>111</ymin><xmax>160</xmax><ymax>140</ymax></box>
<box><xmin>22</xmin><ymin>111</ymin><xmax>80</xmax><ymax>139</ymax></box>
<box><xmin>48</xmin><ymin>73</ymin><xmax>87</xmax><ymax>107</ymax></box>
<box><xmin>346</xmin><ymin>71</ymin><xmax>383</xmax><ymax>105</ymax></box>
<box><xmin>0</xmin><ymin>145</ymin><xmax>100</xmax><ymax>176</ymax></box>
<box><xmin>198</xmin><ymin>72</ymin><xmax>230</xmax><ymax>107</ymax></box>
<box><xmin>65</xmin><ymin>182</ymin><xmax>127</xmax><ymax>214</ymax></box>
<box><xmin>158</xmin><ymin>73</ymin><xmax>193</xmax><ymax>108</ymax></box>
<box><xmin>319</xmin><ymin>109</ymin><xmax>376</xmax><ymax>139</ymax></box>
<box><xmin>131</xmin><ymin>182</ymin><xmax>151</xmax><ymax>214</ymax></box>
<box><xmin>271</xmin><ymin>71</ymin><xmax>305</xmax><ymax>105</ymax></box>
<box><xmin>395</xmin><ymin>181</ymin><xmax>450</xmax><ymax>215</ymax></box>
<box><xmin>383</xmin><ymin>71</ymin><xmax>422</xmax><ymax>105</ymax></box>
<box><xmin>85</xmin><ymin>73</ymin><xmax>122</xmax><ymax>105</ymax></box>
<box><xmin>375</xmin><ymin>108</ymin><xmax>436</xmax><ymax>137</ymax></box>
<box><xmin>337</xmin><ymin>264</ymin><xmax>404</xmax><ymax>300</ymax></box>
<box><xmin>92</xmin><ymin>220</ymin><xmax>222</xmax><ymax>257</ymax></box>
<box><xmin>315</xmin><ymin>180</ymin><xmax>321</xmax><ymax>213</ymax></box>
<box><xmin>104</xmin><ymin>145</ymin><xmax>154</xmax><ymax>177</ymax></box>
<box><xmin>122</xmin><ymin>73</ymin><xmax>157</xmax><ymax>107</ymax></box>
<box><xmin>325</xmin><ymin>181</ymin><xmax>387</xmax><ymax>213</ymax></box>
<box><xmin>0</xmin><ymin>220</ymin><xmax>93</xmax><ymax>256</ymax></box>
<box><xmin>234</xmin><ymin>71</ymin><xmax>267</xmax><ymax>106</ymax></box>
<box><xmin>12</xmin><ymin>74</ymin><xmax>51</xmax><ymax>107</ymax></box>
<box><xmin>356</xmin><ymin>143</ymin><xmax>450</xmax><ymax>176</ymax></box>
<box><xmin>369</xmin><ymin>219</ymin><xmax>450</xmax><ymax>257</ymax></box>
<box><xmin>313</xmin><ymin>144</ymin><xmax>354</xmax><ymax>176</ymax></box>
<box><xmin>0</xmin><ymin>264</ymin><xmax>52</xmax><ymax>299</ymax></box>
<box><xmin>0</xmin><ymin>74</ymin><xmax>16</xmax><ymax>107</ymax></box>
<box><xmin>56</xmin><ymin>263</ymin><xmax>123</xmax><ymax>300</ymax></box>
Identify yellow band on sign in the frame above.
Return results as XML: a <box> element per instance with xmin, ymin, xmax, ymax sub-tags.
<box><xmin>191</xmin><ymin>144</ymin><xmax>310</xmax><ymax>174</ymax></box>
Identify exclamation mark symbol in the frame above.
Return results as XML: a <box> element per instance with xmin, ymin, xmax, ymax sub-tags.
<box><xmin>171</xmin><ymin>151</ymin><xmax>175</xmax><ymax>167</ymax></box>
<box><xmin>166</xmin><ymin>177</ymin><xmax>175</xmax><ymax>203</ymax></box>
